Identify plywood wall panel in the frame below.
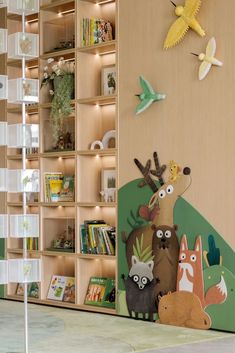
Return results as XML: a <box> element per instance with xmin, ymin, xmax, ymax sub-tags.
<box><xmin>118</xmin><ymin>0</ymin><xmax>235</xmax><ymax>247</ymax></box>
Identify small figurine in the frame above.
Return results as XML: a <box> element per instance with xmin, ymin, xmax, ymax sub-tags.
<box><xmin>56</xmin><ymin>134</ymin><xmax>65</xmax><ymax>150</ymax></box>
<box><xmin>64</xmin><ymin>131</ymin><xmax>73</xmax><ymax>150</ymax></box>
<box><xmin>168</xmin><ymin>160</ymin><xmax>181</xmax><ymax>182</ymax></box>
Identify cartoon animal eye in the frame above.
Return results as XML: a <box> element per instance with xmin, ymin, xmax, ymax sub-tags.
<box><xmin>156</xmin><ymin>230</ymin><xmax>163</xmax><ymax>238</ymax></box>
<box><xmin>165</xmin><ymin>230</ymin><xmax>171</xmax><ymax>238</ymax></box>
<box><xmin>133</xmin><ymin>275</ymin><xmax>139</xmax><ymax>282</ymax></box>
<box><xmin>180</xmin><ymin>253</ymin><xmax>186</xmax><ymax>260</ymax></box>
<box><xmin>190</xmin><ymin>254</ymin><xmax>197</xmax><ymax>262</ymax></box>
<box><xmin>166</xmin><ymin>185</ymin><xmax>174</xmax><ymax>194</ymax></box>
<box><xmin>159</xmin><ymin>190</ymin><xmax>166</xmax><ymax>199</ymax></box>
<box><xmin>141</xmin><ymin>277</ymin><xmax>148</xmax><ymax>285</ymax></box>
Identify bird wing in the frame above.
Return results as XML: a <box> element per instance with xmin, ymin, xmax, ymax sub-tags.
<box><xmin>139</xmin><ymin>76</ymin><xmax>155</xmax><ymax>95</ymax></box>
<box><xmin>184</xmin><ymin>0</ymin><xmax>202</xmax><ymax>17</ymax></box>
<box><xmin>136</xmin><ymin>98</ymin><xmax>154</xmax><ymax>115</ymax></box>
<box><xmin>199</xmin><ymin>61</ymin><xmax>212</xmax><ymax>80</ymax></box>
<box><xmin>164</xmin><ymin>17</ymin><xmax>189</xmax><ymax>49</ymax></box>
<box><xmin>206</xmin><ymin>37</ymin><xmax>216</xmax><ymax>57</ymax></box>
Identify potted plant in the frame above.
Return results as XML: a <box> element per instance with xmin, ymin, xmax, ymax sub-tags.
<box><xmin>41</xmin><ymin>57</ymin><xmax>75</xmax><ymax>143</ymax></box>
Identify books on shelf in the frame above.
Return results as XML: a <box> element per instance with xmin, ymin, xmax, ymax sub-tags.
<box><xmin>47</xmin><ymin>275</ymin><xmax>75</xmax><ymax>303</ymax></box>
<box><xmin>16</xmin><ymin>282</ymin><xmax>39</xmax><ymax>298</ymax></box>
<box><xmin>84</xmin><ymin>277</ymin><xmax>115</xmax><ymax>309</ymax></box>
<box><xmin>80</xmin><ymin>220</ymin><xmax>116</xmax><ymax>255</ymax></box>
<box><xmin>27</xmin><ymin>237</ymin><xmax>39</xmax><ymax>251</ymax></box>
<box><xmin>44</xmin><ymin>173</ymin><xmax>75</xmax><ymax>203</ymax></box>
<box><xmin>81</xmin><ymin>18</ymin><xmax>113</xmax><ymax>47</ymax></box>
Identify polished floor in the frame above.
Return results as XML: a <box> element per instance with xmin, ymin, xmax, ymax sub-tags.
<box><xmin>0</xmin><ymin>300</ymin><xmax>233</xmax><ymax>353</ymax></box>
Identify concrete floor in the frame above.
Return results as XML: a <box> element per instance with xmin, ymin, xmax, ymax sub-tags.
<box><xmin>148</xmin><ymin>337</ymin><xmax>235</xmax><ymax>353</ymax></box>
<box><xmin>0</xmin><ymin>300</ymin><xmax>233</xmax><ymax>353</ymax></box>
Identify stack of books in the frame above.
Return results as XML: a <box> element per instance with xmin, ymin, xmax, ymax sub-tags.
<box><xmin>81</xmin><ymin>18</ymin><xmax>113</xmax><ymax>47</ymax></box>
<box><xmin>80</xmin><ymin>220</ymin><xmax>116</xmax><ymax>255</ymax></box>
<box><xmin>44</xmin><ymin>173</ymin><xmax>75</xmax><ymax>202</ymax></box>
<box><xmin>84</xmin><ymin>277</ymin><xmax>115</xmax><ymax>309</ymax></box>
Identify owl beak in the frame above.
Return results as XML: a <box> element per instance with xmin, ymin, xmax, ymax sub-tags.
<box><xmin>171</xmin><ymin>1</ymin><xmax>176</xmax><ymax>7</ymax></box>
<box><xmin>190</xmin><ymin>53</ymin><xmax>199</xmax><ymax>57</ymax></box>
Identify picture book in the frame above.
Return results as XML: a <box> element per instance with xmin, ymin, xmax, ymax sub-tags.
<box><xmin>84</xmin><ymin>277</ymin><xmax>115</xmax><ymax>308</ymax></box>
<box><xmin>16</xmin><ymin>282</ymin><xmax>39</xmax><ymax>299</ymax></box>
<box><xmin>44</xmin><ymin>173</ymin><xmax>63</xmax><ymax>203</ymax></box>
<box><xmin>28</xmin><ymin>282</ymin><xmax>39</xmax><ymax>298</ymax></box>
<box><xmin>81</xmin><ymin>18</ymin><xmax>113</xmax><ymax>47</ymax></box>
<box><xmin>62</xmin><ymin>277</ymin><xmax>75</xmax><ymax>303</ymax></box>
<box><xmin>44</xmin><ymin>173</ymin><xmax>75</xmax><ymax>202</ymax></box>
<box><xmin>60</xmin><ymin>175</ymin><xmax>75</xmax><ymax>202</ymax></box>
<box><xmin>47</xmin><ymin>275</ymin><xmax>67</xmax><ymax>301</ymax></box>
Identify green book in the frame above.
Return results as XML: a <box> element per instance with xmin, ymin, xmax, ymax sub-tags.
<box><xmin>84</xmin><ymin>277</ymin><xmax>115</xmax><ymax>309</ymax></box>
<box><xmin>60</xmin><ymin>175</ymin><xmax>75</xmax><ymax>202</ymax></box>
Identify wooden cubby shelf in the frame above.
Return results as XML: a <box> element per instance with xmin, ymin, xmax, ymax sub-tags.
<box><xmin>41</xmin><ymin>151</ymin><xmax>76</xmax><ymax>158</ymax></box>
<box><xmin>4</xmin><ymin>0</ymin><xmax>118</xmax><ymax>316</ymax></box>
<box><xmin>77</xmin><ymin>40</ymin><xmax>116</xmax><ymax>55</ymax></box>
<box><xmin>40</xmin><ymin>48</ymin><xmax>75</xmax><ymax>60</ymax></box>
<box><xmin>41</xmin><ymin>202</ymin><xmax>76</xmax><ymax>207</ymax></box>
<box><xmin>7</xmin><ymin>154</ymin><xmax>39</xmax><ymax>161</ymax></box>
<box><xmin>77</xmin><ymin>148</ymin><xmax>116</xmax><ymax>156</ymax></box>
<box><xmin>7</xmin><ymin>202</ymin><xmax>39</xmax><ymax>207</ymax></box>
<box><xmin>40</xmin><ymin>0</ymin><xmax>75</xmax><ymax>12</ymax></box>
<box><xmin>82</xmin><ymin>0</ymin><xmax>116</xmax><ymax>4</ymax></box>
<box><xmin>40</xmin><ymin>100</ymin><xmax>75</xmax><ymax>109</ymax></box>
<box><xmin>77</xmin><ymin>202</ymin><xmax>116</xmax><ymax>207</ymax></box>
<box><xmin>78</xmin><ymin>95</ymin><xmax>116</xmax><ymax>106</ymax></box>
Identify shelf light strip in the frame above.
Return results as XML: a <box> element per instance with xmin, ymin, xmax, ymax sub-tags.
<box><xmin>59</xmin><ymin>9</ymin><xmax>75</xmax><ymax>15</ymax></box>
<box><xmin>96</xmin><ymin>0</ymin><xmax>115</xmax><ymax>5</ymax></box>
<box><xmin>26</xmin><ymin>18</ymin><xmax>38</xmax><ymax>24</ymax></box>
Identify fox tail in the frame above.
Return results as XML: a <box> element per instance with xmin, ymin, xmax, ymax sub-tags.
<box><xmin>204</xmin><ymin>276</ymin><xmax>227</xmax><ymax>308</ymax></box>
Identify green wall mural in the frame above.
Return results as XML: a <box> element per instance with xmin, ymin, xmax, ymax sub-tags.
<box><xmin>118</xmin><ymin>178</ymin><xmax>235</xmax><ymax>331</ymax></box>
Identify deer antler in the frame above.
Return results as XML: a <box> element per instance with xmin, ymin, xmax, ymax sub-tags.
<box><xmin>150</xmin><ymin>151</ymin><xmax>166</xmax><ymax>186</ymax></box>
<box><xmin>134</xmin><ymin>158</ymin><xmax>158</xmax><ymax>193</ymax></box>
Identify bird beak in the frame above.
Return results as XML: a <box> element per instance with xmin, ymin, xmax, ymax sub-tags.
<box><xmin>171</xmin><ymin>1</ymin><xmax>176</xmax><ymax>7</ymax></box>
<box><xmin>190</xmin><ymin>52</ymin><xmax>199</xmax><ymax>57</ymax></box>
<box><xmin>135</xmin><ymin>94</ymin><xmax>140</xmax><ymax>97</ymax></box>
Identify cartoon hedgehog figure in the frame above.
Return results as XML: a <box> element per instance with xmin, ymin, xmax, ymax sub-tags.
<box><xmin>122</xmin><ymin>255</ymin><xmax>157</xmax><ymax>321</ymax></box>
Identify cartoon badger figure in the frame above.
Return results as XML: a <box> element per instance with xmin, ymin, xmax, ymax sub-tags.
<box><xmin>122</xmin><ymin>255</ymin><xmax>157</xmax><ymax>321</ymax></box>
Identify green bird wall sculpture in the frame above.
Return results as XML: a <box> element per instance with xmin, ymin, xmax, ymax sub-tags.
<box><xmin>135</xmin><ymin>76</ymin><xmax>166</xmax><ymax>115</ymax></box>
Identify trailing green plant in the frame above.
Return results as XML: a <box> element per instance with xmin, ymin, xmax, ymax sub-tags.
<box><xmin>133</xmin><ymin>234</ymin><xmax>154</xmax><ymax>263</ymax></box>
<box><xmin>41</xmin><ymin>57</ymin><xmax>75</xmax><ymax>142</ymax></box>
<box><xmin>50</xmin><ymin>74</ymin><xmax>74</xmax><ymax>141</ymax></box>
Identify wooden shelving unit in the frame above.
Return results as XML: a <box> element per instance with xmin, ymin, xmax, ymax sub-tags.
<box><xmin>3</xmin><ymin>0</ymin><xmax>118</xmax><ymax>315</ymax></box>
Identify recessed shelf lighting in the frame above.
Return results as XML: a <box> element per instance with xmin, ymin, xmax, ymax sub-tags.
<box><xmin>58</xmin><ymin>9</ymin><xmax>75</xmax><ymax>16</ymax></box>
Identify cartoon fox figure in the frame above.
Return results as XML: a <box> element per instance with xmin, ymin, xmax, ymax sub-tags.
<box><xmin>177</xmin><ymin>235</ymin><xmax>227</xmax><ymax>308</ymax></box>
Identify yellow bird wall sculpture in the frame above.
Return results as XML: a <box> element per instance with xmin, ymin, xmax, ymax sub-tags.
<box><xmin>164</xmin><ymin>0</ymin><xmax>205</xmax><ymax>49</ymax></box>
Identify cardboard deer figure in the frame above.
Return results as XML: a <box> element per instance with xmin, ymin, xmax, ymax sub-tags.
<box><xmin>122</xmin><ymin>151</ymin><xmax>192</xmax><ymax>270</ymax></box>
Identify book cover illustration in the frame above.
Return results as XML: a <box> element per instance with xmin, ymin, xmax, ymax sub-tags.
<box><xmin>62</xmin><ymin>277</ymin><xmax>75</xmax><ymax>303</ymax></box>
<box><xmin>84</xmin><ymin>277</ymin><xmax>115</xmax><ymax>308</ymax></box>
<box><xmin>47</xmin><ymin>275</ymin><xmax>67</xmax><ymax>301</ymax></box>
<box><xmin>60</xmin><ymin>175</ymin><xmax>75</xmax><ymax>202</ymax></box>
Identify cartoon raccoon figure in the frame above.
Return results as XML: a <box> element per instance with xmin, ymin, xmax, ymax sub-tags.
<box><xmin>122</xmin><ymin>255</ymin><xmax>157</xmax><ymax>321</ymax></box>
